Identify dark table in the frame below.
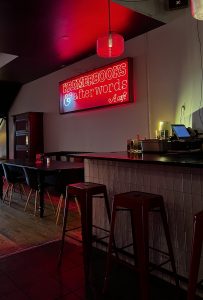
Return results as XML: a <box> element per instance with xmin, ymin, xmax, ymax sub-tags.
<box><xmin>0</xmin><ymin>160</ymin><xmax>84</xmax><ymax>217</ymax></box>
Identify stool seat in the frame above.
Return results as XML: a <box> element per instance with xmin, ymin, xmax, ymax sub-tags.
<box><xmin>67</xmin><ymin>182</ymin><xmax>109</xmax><ymax>194</ymax></box>
<box><xmin>104</xmin><ymin>190</ymin><xmax>179</xmax><ymax>300</ymax></box>
<box><xmin>114</xmin><ymin>191</ymin><xmax>163</xmax><ymax>209</ymax></box>
<box><xmin>58</xmin><ymin>181</ymin><xmax>112</xmax><ymax>288</ymax></box>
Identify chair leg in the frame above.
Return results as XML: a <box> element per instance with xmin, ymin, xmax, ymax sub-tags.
<box><xmin>46</xmin><ymin>191</ymin><xmax>55</xmax><ymax>213</ymax></box>
<box><xmin>17</xmin><ymin>183</ymin><xmax>23</xmax><ymax>201</ymax></box>
<box><xmin>8</xmin><ymin>184</ymin><xmax>14</xmax><ymax>206</ymax></box>
<box><xmin>20</xmin><ymin>184</ymin><xmax>27</xmax><ymax>199</ymax></box>
<box><xmin>34</xmin><ymin>191</ymin><xmax>38</xmax><ymax>216</ymax></box>
<box><xmin>24</xmin><ymin>189</ymin><xmax>33</xmax><ymax>211</ymax></box>
<box><xmin>56</xmin><ymin>194</ymin><xmax>63</xmax><ymax>225</ymax></box>
<box><xmin>3</xmin><ymin>184</ymin><xmax>10</xmax><ymax>203</ymax></box>
<box><xmin>3</xmin><ymin>183</ymin><xmax>13</xmax><ymax>205</ymax></box>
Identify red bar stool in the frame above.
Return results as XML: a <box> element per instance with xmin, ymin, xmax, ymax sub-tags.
<box><xmin>58</xmin><ymin>182</ymin><xmax>112</xmax><ymax>285</ymax></box>
<box><xmin>103</xmin><ymin>191</ymin><xmax>179</xmax><ymax>300</ymax></box>
<box><xmin>187</xmin><ymin>210</ymin><xmax>203</xmax><ymax>300</ymax></box>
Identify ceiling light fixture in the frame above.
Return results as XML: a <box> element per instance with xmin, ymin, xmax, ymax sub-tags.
<box><xmin>96</xmin><ymin>0</ymin><xmax>124</xmax><ymax>58</ymax></box>
<box><xmin>191</xmin><ymin>0</ymin><xmax>203</xmax><ymax>20</ymax></box>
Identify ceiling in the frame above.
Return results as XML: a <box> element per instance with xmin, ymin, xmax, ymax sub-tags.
<box><xmin>0</xmin><ymin>0</ymin><xmax>164</xmax><ymax>85</ymax></box>
<box><xmin>114</xmin><ymin>0</ymin><xmax>189</xmax><ymax>23</ymax></box>
<box><xmin>0</xmin><ymin>0</ymin><xmax>166</xmax><ymax>114</ymax></box>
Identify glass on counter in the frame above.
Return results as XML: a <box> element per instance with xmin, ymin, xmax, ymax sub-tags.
<box><xmin>156</xmin><ymin>121</ymin><xmax>170</xmax><ymax>140</ymax></box>
<box><xmin>127</xmin><ymin>139</ymin><xmax>142</xmax><ymax>153</ymax></box>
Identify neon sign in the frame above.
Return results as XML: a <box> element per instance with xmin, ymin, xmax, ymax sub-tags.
<box><xmin>59</xmin><ymin>58</ymin><xmax>133</xmax><ymax>114</ymax></box>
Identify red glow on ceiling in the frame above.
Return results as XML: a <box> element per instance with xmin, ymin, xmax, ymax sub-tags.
<box><xmin>54</xmin><ymin>0</ymin><xmax>136</xmax><ymax>60</ymax></box>
<box><xmin>59</xmin><ymin>58</ymin><xmax>134</xmax><ymax>113</ymax></box>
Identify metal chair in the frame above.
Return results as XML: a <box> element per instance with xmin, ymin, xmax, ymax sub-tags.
<box><xmin>23</xmin><ymin>167</ymin><xmax>55</xmax><ymax>216</ymax></box>
<box><xmin>43</xmin><ymin>169</ymin><xmax>67</xmax><ymax>224</ymax></box>
<box><xmin>2</xmin><ymin>163</ymin><xmax>26</xmax><ymax>206</ymax></box>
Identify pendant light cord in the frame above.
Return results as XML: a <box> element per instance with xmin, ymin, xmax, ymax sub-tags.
<box><xmin>108</xmin><ymin>0</ymin><xmax>111</xmax><ymax>33</ymax></box>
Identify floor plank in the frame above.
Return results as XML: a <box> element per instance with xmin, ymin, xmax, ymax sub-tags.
<box><xmin>0</xmin><ymin>189</ymin><xmax>80</xmax><ymax>256</ymax></box>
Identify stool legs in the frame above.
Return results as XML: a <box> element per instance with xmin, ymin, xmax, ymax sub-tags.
<box><xmin>80</xmin><ymin>193</ymin><xmax>93</xmax><ymax>285</ymax></box>
<box><xmin>104</xmin><ymin>204</ymin><xmax>150</xmax><ymax>300</ymax></box>
<box><xmin>159</xmin><ymin>202</ymin><xmax>179</xmax><ymax>289</ymax></box>
<box><xmin>58</xmin><ymin>189</ymin><xmax>70</xmax><ymax>266</ymax></box>
<box><xmin>187</xmin><ymin>211</ymin><xmax>203</xmax><ymax>300</ymax></box>
<box><xmin>133</xmin><ymin>206</ymin><xmax>150</xmax><ymax>300</ymax></box>
<box><xmin>58</xmin><ymin>182</ymin><xmax>113</xmax><ymax>290</ymax></box>
<box><xmin>103</xmin><ymin>194</ymin><xmax>179</xmax><ymax>300</ymax></box>
<box><xmin>58</xmin><ymin>191</ymin><xmax>94</xmax><ymax>283</ymax></box>
<box><xmin>103</xmin><ymin>203</ymin><xmax>117</xmax><ymax>293</ymax></box>
<box><xmin>103</xmin><ymin>188</ymin><xmax>111</xmax><ymax>223</ymax></box>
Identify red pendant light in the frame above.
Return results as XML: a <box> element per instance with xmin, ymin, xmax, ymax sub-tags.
<box><xmin>96</xmin><ymin>0</ymin><xmax>124</xmax><ymax>58</ymax></box>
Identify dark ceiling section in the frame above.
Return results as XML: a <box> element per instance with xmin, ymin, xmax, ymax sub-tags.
<box><xmin>0</xmin><ymin>81</ymin><xmax>21</xmax><ymax>117</ymax></box>
<box><xmin>0</xmin><ymin>0</ymin><xmax>164</xmax><ymax>115</ymax></box>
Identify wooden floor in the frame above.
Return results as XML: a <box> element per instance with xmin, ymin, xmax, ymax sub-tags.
<box><xmin>0</xmin><ymin>189</ymin><xmax>202</xmax><ymax>299</ymax></box>
<box><xmin>0</xmin><ymin>188</ymin><xmax>80</xmax><ymax>257</ymax></box>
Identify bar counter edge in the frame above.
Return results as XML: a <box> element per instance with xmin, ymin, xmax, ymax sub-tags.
<box><xmin>72</xmin><ymin>150</ymin><xmax>203</xmax><ymax>168</ymax></box>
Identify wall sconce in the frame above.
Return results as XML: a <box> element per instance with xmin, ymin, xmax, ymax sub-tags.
<box><xmin>96</xmin><ymin>0</ymin><xmax>124</xmax><ymax>58</ymax></box>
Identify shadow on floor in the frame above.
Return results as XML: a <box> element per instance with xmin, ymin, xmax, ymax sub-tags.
<box><xmin>0</xmin><ymin>239</ymin><xmax>200</xmax><ymax>300</ymax></box>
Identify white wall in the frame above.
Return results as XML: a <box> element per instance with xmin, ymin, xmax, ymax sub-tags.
<box><xmin>9</xmin><ymin>11</ymin><xmax>203</xmax><ymax>157</ymax></box>
<box><xmin>148</xmin><ymin>10</ymin><xmax>203</xmax><ymax>136</ymax></box>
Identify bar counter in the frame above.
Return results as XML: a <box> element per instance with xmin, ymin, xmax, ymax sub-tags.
<box><xmin>73</xmin><ymin>151</ymin><xmax>203</xmax><ymax>285</ymax></box>
<box><xmin>74</xmin><ymin>150</ymin><xmax>203</xmax><ymax>167</ymax></box>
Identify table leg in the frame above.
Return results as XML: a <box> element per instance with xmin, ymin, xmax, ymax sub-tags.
<box><xmin>38</xmin><ymin>172</ymin><xmax>44</xmax><ymax>218</ymax></box>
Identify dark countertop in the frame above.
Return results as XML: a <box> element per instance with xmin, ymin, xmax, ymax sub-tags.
<box><xmin>0</xmin><ymin>159</ymin><xmax>84</xmax><ymax>171</ymax></box>
<box><xmin>71</xmin><ymin>151</ymin><xmax>203</xmax><ymax>168</ymax></box>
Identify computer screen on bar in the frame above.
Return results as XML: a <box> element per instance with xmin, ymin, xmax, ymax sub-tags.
<box><xmin>171</xmin><ymin>124</ymin><xmax>191</xmax><ymax>139</ymax></box>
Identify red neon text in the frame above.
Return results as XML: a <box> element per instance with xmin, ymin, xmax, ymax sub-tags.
<box><xmin>59</xmin><ymin>58</ymin><xmax>133</xmax><ymax>113</ymax></box>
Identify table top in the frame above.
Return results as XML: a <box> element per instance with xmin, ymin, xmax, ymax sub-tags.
<box><xmin>0</xmin><ymin>159</ymin><xmax>84</xmax><ymax>171</ymax></box>
<box><xmin>71</xmin><ymin>151</ymin><xmax>203</xmax><ymax>168</ymax></box>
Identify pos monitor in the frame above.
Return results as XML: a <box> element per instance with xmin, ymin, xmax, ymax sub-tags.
<box><xmin>171</xmin><ymin>124</ymin><xmax>191</xmax><ymax>139</ymax></box>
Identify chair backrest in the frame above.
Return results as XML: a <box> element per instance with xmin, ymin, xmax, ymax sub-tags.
<box><xmin>23</xmin><ymin>167</ymin><xmax>38</xmax><ymax>190</ymax></box>
<box><xmin>2</xmin><ymin>163</ymin><xmax>23</xmax><ymax>183</ymax></box>
<box><xmin>44</xmin><ymin>170</ymin><xmax>65</xmax><ymax>195</ymax></box>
